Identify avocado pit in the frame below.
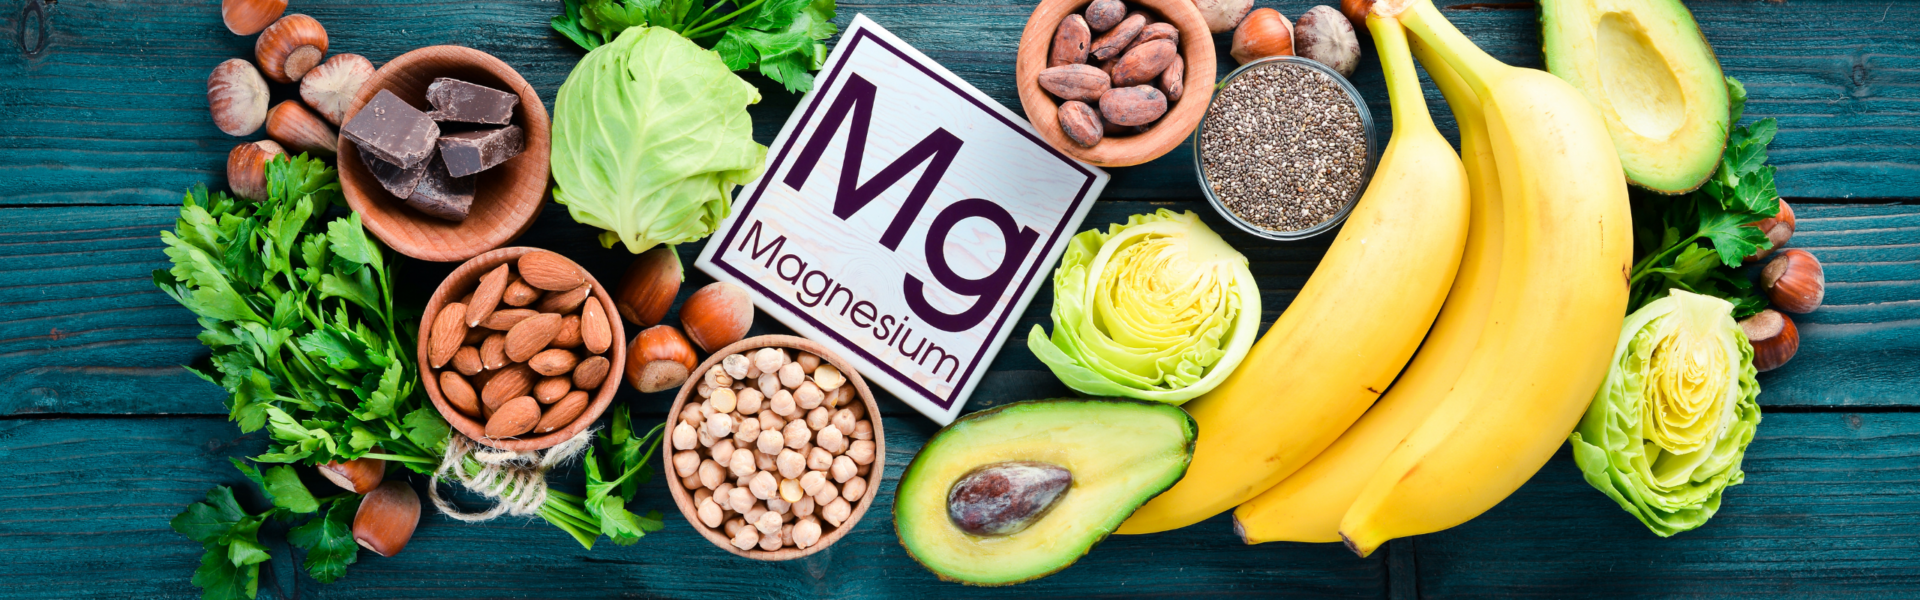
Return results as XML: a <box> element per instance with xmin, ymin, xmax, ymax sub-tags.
<box><xmin>947</xmin><ymin>460</ymin><xmax>1072</xmax><ymax>536</ymax></box>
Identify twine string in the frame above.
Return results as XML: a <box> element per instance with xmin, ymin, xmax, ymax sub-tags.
<box><xmin>428</xmin><ymin>429</ymin><xmax>594</xmax><ymax>522</ymax></box>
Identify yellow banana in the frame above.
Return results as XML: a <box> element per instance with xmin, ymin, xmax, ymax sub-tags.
<box><xmin>1233</xmin><ymin>19</ymin><xmax>1504</xmax><ymax>545</ymax></box>
<box><xmin>1117</xmin><ymin>22</ymin><xmax>1471</xmax><ymax>534</ymax></box>
<box><xmin>1336</xmin><ymin>0</ymin><xmax>1633</xmax><ymax>557</ymax></box>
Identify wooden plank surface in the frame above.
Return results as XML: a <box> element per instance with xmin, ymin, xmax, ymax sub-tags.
<box><xmin>1</xmin><ymin>0</ymin><xmax>1915</xmax><ymax>205</ymax></box>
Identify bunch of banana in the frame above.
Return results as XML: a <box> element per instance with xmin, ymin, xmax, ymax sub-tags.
<box><xmin>1234</xmin><ymin>0</ymin><xmax>1633</xmax><ymax>556</ymax></box>
<box><xmin>1116</xmin><ymin>3</ymin><xmax>1472</xmax><ymax>534</ymax></box>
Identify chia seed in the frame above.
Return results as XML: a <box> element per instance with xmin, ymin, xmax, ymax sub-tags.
<box><xmin>1199</xmin><ymin>61</ymin><xmax>1368</xmax><ymax>233</ymax></box>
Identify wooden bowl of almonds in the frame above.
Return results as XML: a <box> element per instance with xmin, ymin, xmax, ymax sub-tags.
<box><xmin>663</xmin><ymin>335</ymin><xmax>885</xmax><ymax>560</ymax></box>
<box><xmin>419</xmin><ymin>246</ymin><xmax>625</xmax><ymax>452</ymax></box>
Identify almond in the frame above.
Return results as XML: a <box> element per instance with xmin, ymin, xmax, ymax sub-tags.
<box><xmin>581</xmin><ymin>298</ymin><xmax>613</xmax><ymax>354</ymax></box>
<box><xmin>451</xmin><ymin>346</ymin><xmax>483</xmax><ymax>376</ymax></box>
<box><xmin>529</xmin><ymin>348</ymin><xmax>579</xmax><ymax>376</ymax></box>
<box><xmin>463</xmin><ymin>327</ymin><xmax>490</xmax><ymax>345</ymax></box>
<box><xmin>428</xmin><ymin>302</ymin><xmax>469</xmax><ymax>368</ymax></box>
<box><xmin>535</xmin><ymin>284</ymin><xmax>592</xmax><ymax>314</ymax></box>
<box><xmin>481</xmin><ymin>363</ymin><xmax>535</xmax><ymax>412</ymax></box>
<box><xmin>535</xmin><ymin>376</ymin><xmax>572</xmax><ymax>404</ymax></box>
<box><xmin>503</xmin><ymin>277</ymin><xmax>539</xmax><ymax>307</ymax></box>
<box><xmin>480</xmin><ymin>333</ymin><xmax>508</xmax><ymax>370</ymax></box>
<box><xmin>551</xmin><ymin>314</ymin><xmax>584</xmax><ymax>349</ymax></box>
<box><xmin>466</xmin><ymin>263</ymin><xmax>510</xmax><ymax>328</ymax></box>
<box><xmin>573</xmin><ymin>355</ymin><xmax>611</xmax><ymax>390</ymax></box>
<box><xmin>439</xmin><ymin>370</ymin><xmax>481</xmax><ymax>418</ymax></box>
<box><xmin>480</xmin><ymin>308</ymin><xmax>540</xmax><ymax>331</ymax></box>
<box><xmin>505</xmin><ymin>313</ymin><xmax>563</xmax><ymax>363</ymax></box>
<box><xmin>485</xmin><ymin>396</ymin><xmax>541</xmax><ymax>438</ymax></box>
<box><xmin>536</xmin><ymin>390</ymin><xmax>590</xmax><ymax>434</ymax></box>
<box><xmin>519</xmin><ymin>251</ymin><xmax>585</xmax><ymax>291</ymax></box>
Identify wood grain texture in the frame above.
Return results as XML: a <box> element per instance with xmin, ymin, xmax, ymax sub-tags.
<box><xmin>1</xmin><ymin>0</ymin><xmax>1913</xmax><ymax>204</ymax></box>
<box><xmin>3</xmin><ymin>201</ymin><xmax>1915</xmax><ymax>417</ymax></box>
<box><xmin>0</xmin><ymin>416</ymin><xmax>1386</xmax><ymax>599</ymax></box>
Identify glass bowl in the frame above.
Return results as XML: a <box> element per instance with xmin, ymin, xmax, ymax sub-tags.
<box><xmin>1192</xmin><ymin>55</ymin><xmax>1379</xmax><ymax>242</ymax></box>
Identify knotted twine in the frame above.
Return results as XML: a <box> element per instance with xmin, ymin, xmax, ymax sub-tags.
<box><xmin>428</xmin><ymin>429</ymin><xmax>593</xmax><ymax>521</ymax></box>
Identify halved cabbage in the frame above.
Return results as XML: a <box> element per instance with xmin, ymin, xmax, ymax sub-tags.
<box><xmin>1027</xmin><ymin>210</ymin><xmax>1260</xmax><ymax>404</ymax></box>
<box><xmin>1570</xmin><ymin>288</ymin><xmax>1762</xmax><ymax>536</ymax></box>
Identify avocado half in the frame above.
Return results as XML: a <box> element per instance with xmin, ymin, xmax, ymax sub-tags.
<box><xmin>1541</xmin><ymin>0</ymin><xmax>1729</xmax><ymax>194</ymax></box>
<box><xmin>895</xmin><ymin>399</ymin><xmax>1196</xmax><ymax>586</ymax></box>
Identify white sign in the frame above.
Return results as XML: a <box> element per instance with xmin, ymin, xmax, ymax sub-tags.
<box><xmin>696</xmin><ymin>15</ymin><xmax>1107</xmax><ymax>424</ymax></box>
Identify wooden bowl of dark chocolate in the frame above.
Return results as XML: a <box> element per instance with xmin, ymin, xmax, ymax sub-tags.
<box><xmin>338</xmin><ymin>45</ymin><xmax>550</xmax><ymax>263</ymax></box>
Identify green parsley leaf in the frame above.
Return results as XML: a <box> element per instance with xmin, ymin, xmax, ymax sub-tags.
<box><xmin>191</xmin><ymin>543</ymin><xmax>259</xmax><ymax>600</ymax></box>
<box><xmin>230</xmin><ymin>458</ymin><xmax>320</xmax><ymax>514</ymax></box>
<box><xmin>289</xmin><ymin>496</ymin><xmax>361</xmax><ymax>583</ymax></box>
<box><xmin>172</xmin><ymin>486</ymin><xmax>249</xmax><ymax>544</ymax></box>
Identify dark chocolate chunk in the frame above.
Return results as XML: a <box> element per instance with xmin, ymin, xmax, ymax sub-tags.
<box><xmin>342</xmin><ymin>89</ymin><xmax>440</xmax><ymax>169</ymax></box>
<box><xmin>405</xmin><ymin>151</ymin><xmax>475</xmax><ymax>222</ymax></box>
<box><xmin>438</xmin><ymin>125</ymin><xmax>525</xmax><ymax>178</ymax></box>
<box><xmin>425</xmin><ymin>78</ymin><xmax>519</xmax><ymax>126</ymax></box>
<box><xmin>358</xmin><ymin>148</ymin><xmax>429</xmax><ymax>199</ymax></box>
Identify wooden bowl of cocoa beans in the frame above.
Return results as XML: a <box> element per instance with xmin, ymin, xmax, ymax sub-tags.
<box><xmin>419</xmin><ymin>246</ymin><xmax>625</xmax><ymax>452</ymax></box>
<box><xmin>662</xmin><ymin>335</ymin><xmax>886</xmax><ymax>560</ymax></box>
<box><xmin>1017</xmin><ymin>0</ymin><xmax>1216</xmax><ymax>167</ymax></box>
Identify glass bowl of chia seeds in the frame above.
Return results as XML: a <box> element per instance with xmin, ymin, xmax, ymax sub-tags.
<box><xmin>1194</xmin><ymin>55</ymin><xmax>1378</xmax><ymax>241</ymax></box>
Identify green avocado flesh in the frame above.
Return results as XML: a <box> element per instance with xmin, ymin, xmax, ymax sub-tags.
<box><xmin>1541</xmin><ymin>0</ymin><xmax>1729</xmax><ymax>194</ymax></box>
<box><xmin>895</xmin><ymin>399</ymin><xmax>1196</xmax><ymax>586</ymax></box>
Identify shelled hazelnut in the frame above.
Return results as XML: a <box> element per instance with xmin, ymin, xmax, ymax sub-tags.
<box><xmin>675</xmin><ymin>347</ymin><xmax>871</xmax><ymax>552</ymax></box>
<box><xmin>255</xmin><ymin>14</ymin><xmax>329</xmax><ymax>83</ymax></box>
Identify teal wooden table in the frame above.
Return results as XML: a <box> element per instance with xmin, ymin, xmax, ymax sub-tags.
<box><xmin>3</xmin><ymin>0</ymin><xmax>1916</xmax><ymax>597</ymax></box>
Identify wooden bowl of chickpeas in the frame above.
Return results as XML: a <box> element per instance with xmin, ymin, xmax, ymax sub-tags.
<box><xmin>662</xmin><ymin>334</ymin><xmax>885</xmax><ymax>560</ymax></box>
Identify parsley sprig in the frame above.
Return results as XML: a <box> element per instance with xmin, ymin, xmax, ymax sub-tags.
<box><xmin>1627</xmin><ymin>77</ymin><xmax>1781</xmax><ymax>318</ymax></box>
<box><xmin>552</xmin><ymin>0</ymin><xmax>837</xmax><ymax>93</ymax></box>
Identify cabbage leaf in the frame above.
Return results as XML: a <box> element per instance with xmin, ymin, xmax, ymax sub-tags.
<box><xmin>1570</xmin><ymin>288</ymin><xmax>1762</xmax><ymax>537</ymax></box>
<box><xmin>1028</xmin><ymin>210</ymin><xmax>1261</xmax><ymax>404</ymax></box>
<box><xmin>551</xmin><ymin>26</ymin><xmax>768</xmax><ymax>254</ymax></box>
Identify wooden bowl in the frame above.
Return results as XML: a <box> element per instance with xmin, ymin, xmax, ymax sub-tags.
<box><xmin>1016</xmin><ymin>0</ymin><xmax>1216</xmax><ymax>167</ymax></box>
<box><xmin>663</xmin><ymin>335</ymin><xmax>887</xmax><ymax>561</ymax></box>
<box><xmin>339</xmin><ymin>45</ymin><xmax>550</xmax><ymax>263</ymax></box>
<box><xmin>418</xmin><ymin>247</ymin><xmax>626</xmax><ymax>452</ymax></box>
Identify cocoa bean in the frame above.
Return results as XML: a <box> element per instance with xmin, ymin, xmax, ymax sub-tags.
<box><xmin>1037</xmin><ymin>64</ymin><xmax>1111</xmax><ymax>102</ymax></box>
<box><xmin>1050</xmin><ymin>15</ymin><xmax>1091</xmax><ymax>67</ymax></box>
<box><xmin>1057</xmin><ymin>101</ymin><xmax>1103</xmax><ymax>147</ymax></box>
<box><xmin>1088</xmin><ymin>13</ymin><xmax>1146</xmax><ymax>61</ymax></box>
<box><xmin>1128</xmin><ymin>22</ymin><xmax>1179</xmax><ymax>52</ymax></box>
<box><xmin>1099</xmin><ymin>85</ymin><xmax>1167</xmax><ymax>126</ymax></box>
<box><xmin>1084</xmin><ymin>0</ymin><xmax>1126</xmax><ymax>32</ymax></box>
<box><xmin>1111</xmin><ymin>39</ymin><xmax>1178</xmax><ymax>87</ymax></box>
<box><xmin>1160</xmin><ymin>55</ymin><xmax>1185</xmax><ymax>102</ymax></box>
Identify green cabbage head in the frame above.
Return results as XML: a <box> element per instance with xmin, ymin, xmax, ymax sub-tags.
<box><xmin>1570</xmin><ymin>288</ymin><xmax>1762</xmax><ymax>537</ymax></box>
<box><xmin>1028</xmin><ymin>209</ymin><xmax>1261</xmax><ymax>404</ymax></box>
<box><xmin>551</xmin><ymin>26</ymin><xmax>768</xmax><ymax>254</ymax></box>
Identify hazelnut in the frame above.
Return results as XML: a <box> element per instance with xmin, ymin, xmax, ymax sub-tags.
<box><xmin>353</xmin><ymin>481</ymin><xmax>420</xmax><ymax>557</ymax></box>
<box><xmin>1740</xmin><ymin>309</ymin><xmax>1800</xmax><ymax>372</ymax></box>
<box><xmin>1232</xmin><ymin>8</ymin><xmax>1295</xmax><ymax>65</ymax></box>
<box><xmin>1761</xmin><ymin>249</ymin><xmax>1825</xmax><ymax>314</ymax></box>
<box><xmin>227</xmin><ymin>140</ymin><xmax>284</xmax><ymax>201</ymax></box>
<box><xmin>316</xmin><ymin>456</ymin><xmax>384</xmax><ymax>494</ymax></box>
<box><xmin>1745</xmin><ymin>200</ymin><xmax>1797</xmax><ymax>263</ymax></box>
<box><xmin>222</xmin><ymin>0</ymin><xmax>287</xmax><ymax>36</ymax></box>
<box><xmin>254</xmin><ymin>14</ymin><xmax>329</xmax><ymax>83</ymax></box>
<box><xmin>208</xmin><ymin>59</ymin><xmax>269</xmax><ymax>136</ymax></box>
<box><xmin>1340</xmin><ymin>0</ymin><xmax>1374</xmax><ymax>25</ymax></box>
<box><xmin>299</xmin><ymin>53</ymin><xmax>374</xmax><ymax>126</ymax></box>
<box><xmin>265</xmin><ymin>100</ymin><xmax>337</xmax><ymax>156</ymax></box>
<box><xmin>680</xmin><ymin>282</ymin><xmax>754</xmax><ymax>353</ymax></box>
<box><xmin>1294</xmin><ymin>5</ymin><xmax>1361</xmax><ymax>77</ymax></box>
<box><xmin>627</xmin><ymin>325</ymin><xmax>698</xmax><ymax>393</ymax></box>
<box><xmin>1195</xmin><ymin>0</ymin><xmax>1255</xmax><ymax>33</ymax></box>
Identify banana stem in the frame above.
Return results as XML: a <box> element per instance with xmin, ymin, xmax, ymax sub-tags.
<box><xmin>1366</xmin><ymin>14</ymin><xmax>1436</xmax><ymax>135</ymax></box>
<box><xmin>1392</xmin><ymin>0</ymin><xmax>1505</xmax><ymax>100</ymax></box>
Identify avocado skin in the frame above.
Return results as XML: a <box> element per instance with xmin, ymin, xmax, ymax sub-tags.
<box><xmin>894</xmin><ymin>398</ymin><xmax>1197</xmax><ymax>586</ymax></box>
<box><xmin>1539</xmin><ymin>0</ymin><xmax>1730</xmax><ymax>194</ymax></box>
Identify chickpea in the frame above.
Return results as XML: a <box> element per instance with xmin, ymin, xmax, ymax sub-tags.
<box><xmin>853</xmin><ymin>419</ymin><xmax>873</xmax><ymax>441</ymax></box>
<box><xmin>755</xmin><ymin>449</ymin><xmax>777</xmax><ymax>472</ymax></box>
<box><xmin>730</xmin><ymin>524</ymin><xmax>760</xmax><ymax>550</ymax></box>
<box><xmin>758</xmin><ymin>410</ymin><xmax>784</xmax><ymax>433</ymax></box>
<box><xmin>831</xmin><ymin>455</ymin><xmax>857</xmax><ymax>483</ymax></box>
<box><xmin>793</xmin><ymin>496</ymin><xmax>816</xmax><ymax>518</ymax></box>
<box><xmin>728</xmin><ymin>485</ymin><xmax>755</xmax><ymax>513</ymax></box>
<box><xmin>753</xmin><ymin>347</ymin><xmax>787</xmax><ymax>374</ymax></box>
<box><xmin>748</xmin><ymin>470</ymin><xmax>778</xmax><ymax>500</ymax></box>
<box><xmin>705</xmin><ymin>365</ymin><xmax>732</xmax><ymax>389</ymax></box>
<box><xmin>753</xmin><ymin>508</ymin><xmax>783</xmax><ymax>535</ymax></box>
<box><xmin>792</xmin><ymin>516</ymin><xmax>823</xmax><ymax>549</ymax></box>
<box><xmin>808</xmin><ymin>447</ymin><xmax>833</xmax><ymax>471</ymax></box>
<box><xmin>693</xmin><ymin>487</ymin><xmax>713</xmax><ymax>508</ymax></box>
<box><xmin>733</xmin><ymin>415</ymin><xmax>761</xmax><ymax>445</ymax></box>
<box><xmin>728</xmin><ymin>448</ymin><xmax>756</xmax><ymax>478</ymax></box>
<box><xmin>784</xmin><ymin>419</ymin><xmax>812</xmax><ymax>449</ymax></box>
<box><xmin>780</xmin><ymin>478</ymin><xmax>805</xmax><ymax>503</ymax></box>
<box><xmin>847</xmin><ymin>440</ymin><xmax>876</xmax><ymax>466</ymax></box>
<box><xmin>697</xmin><ymin>428</ymin><xmax>717</xmax><ymax>448</ymax></box>
<box><xmin>745</xmin><ymin>504</ymin><xmax>767</xmax><ymax>526</ymax></box>
<box><xmin>680</xmin><ymin>473</ymin><xmax>702</xmax><ymax>491</ymax></box>
<box><xmin>758</xmin><ymin>527</ymin><xmax>785</xmax><ymax>551</ymax></box>
<box><xmin>821</xmin><ymin>497</ymin><xmax>852</xmax><ymax>527</ymax></box>
<box><xmin>796</xmin><ymin>352</ymin><xmax>821</xmax><ymax>374</ymax></box>
<box><xmin>841</xmin><ymin>475</ymin><xmax>867</xmax><ymax>502</ymax></box>
<box><xmin>724</xmin><ymin>517</ymin><xmax>747</xmax><ymax>538</ymax></box>
<box><xmin>777</xmin><ymin>523</ymin><xmax>795</xmax><ymax>548</ymax></box>
<box><xmin>708</xmin><ymin>387</ymin><xmax>737</xmax><ymax>413</ymax></box>
<box><xmin>857</xmin><ymin>461</ymin><xmax>872</xmax><ymax>477</ymax></box>
<box><xmin>736</xmin><ymin>388</ymin><xmax>764</xmax><ymax>414</ymax></box>
<box><xmin>713</xmin><ymin>482</ymin><xmax>735</xmax><ymax>505</ymax></box>
<box><xmin>800</xmin><ymin>470</ymin><xmax>829</xmax><ymax>496</ymax></box>
<box><xmin>769</xmin><ymin>389</ymin><xmax>797</xmax><ymax>417</ymax></box>
<box><xmin>705</xmin><ymin>412</ymin><xmax>734</xmax><ymax>438</ymax></box>
<box><xmin>812</xmin><ymin>480</ymin><xmax>839</xmax><ymax>506</ymax></box>
<box><xmin>697</xmin><ymin>459</ymin><xmax>724</xmax><ymax>489</ymax></box>
<box><xmin>710</xmin><ymin>439</ymin><xmax>737</xmax><ymax>468</ymax></box>
<box><xmin>813</xmin><ymin>364</ymin><xmax>846</xmax><ymax>392</ymax></box>
<box><xmin>832</xmin><ymin>409</ymin><xmax>856</xmax><ymax>436</ymax></box>
<box><xmin>817</xmin><ymin>425</ymin><xmax>848</xmax><ymax>455</ymax></box>
<box><xmin>697</xmin><ymin>381</ymin><xmax>714</xmax><ymax>398</ymax></box>
<box><xmin>680</xmin><ymin>405</ymin><xmax>705</xmax><ymax>428</ymax></box>
<box><xmin>672</xmin><ymin>422</ymin><xmax>698</xmax><ymax>450</ymax></box>
<box><xmin>795</xmin><ymin>382</ymin><xmax>825</xmax><ymax>410</ymax></box>
<box><xmin>722</xmin><ymin>353</ymin><xmax>752</xmax><ymax>380</ymax></box>
<box><xmin>757</xmin><ymin>428</ymin><xmax>786</xmax><ymax>456</ymax></box>
<box><xmin>806</xmin><ymin>406</ymin><xmax>831</xmax><ymax>431</ymax></box>
<box><xmin>779</xmin><ymin>362</ymin><xmax>806</xmax><ymax>388</ymax></box>
<box><xmin>767</xmin><ymin>496</ymin><xmax>791</xmax><ymax>514</ymax></box>
<box><xmin>697</xmin><ymin>497</ymin><xmax>725</xmax><ymax>528</ymax></box>
<box><xmin>673</xmin><ymin>450</ymin><xmax>701</xmax><ymax>477</ymax></box>
<box><xmin>845</xmin><ymin>400</ymin><xmax>865</xmax><ymax>421</ymax></box>
<box><xmin>758</xmin><ymin>373</ymin><xmax>781</xmax><ymax>399</ymax></box>
<box><xmin>777</xmin><ymin>449</ymin><xmax>807</xmax><ymax>478</ymax></box>
<box><xmin>832</xmin><ymin>386</ymin><xmax>855</xmax><ymax>408</ymax></box>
